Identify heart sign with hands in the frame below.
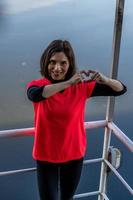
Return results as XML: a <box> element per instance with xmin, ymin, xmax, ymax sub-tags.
<box><xmin>80</xmin><ymin>70</ymin><xmax>109</xmax><ymax>84</ymax></box>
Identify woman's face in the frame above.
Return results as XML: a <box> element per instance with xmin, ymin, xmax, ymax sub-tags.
<box><xmin>48</xmin><ymin>52</ymin><xmax>70</xmax><ymax>81</ymax></box>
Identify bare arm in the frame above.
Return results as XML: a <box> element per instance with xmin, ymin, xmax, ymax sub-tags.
<box><xmin>27</xmin><ymin>70</ymin><xmax>126</xmax><ymax>102</ymax></box>
<box><xmin>42</xmin><ymin>73</ymin><xmax>82</xmax><ymax>98</ymax></box>
<box><xmin>104</xmin><ymin>78</ymin><xmax>124</xmax><ymax>91</ymax></box>
<box><xmin>82</xmin><ymin>70</ymin><xmax>124</xmax><ymax>92</ymax></box>
<box><xmin>43</xmin><ymin>70</ymin><xmax>124</xmax><ymax>98</ymax></box>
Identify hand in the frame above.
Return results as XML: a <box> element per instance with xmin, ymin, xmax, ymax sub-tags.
<box><xmin>80</xmin><ymin>70</ymin><xmax>109</xmax><ymax>84</ymax></box>
<box><xmin>69</xmin><ymin>73</ymin><xmax>83</xmax><ymax>85</ymax></box>
<box><xmin>80</xmin><ymin>70</ymin><xmax>91</xmax><ymax>81</ymax></box>
<box><xmin>89</xmin><ymin>70</ymin><xmax>109</xmax><ymax>84</ymax></box>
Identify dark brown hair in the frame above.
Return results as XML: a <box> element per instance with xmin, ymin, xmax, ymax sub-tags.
<box><xmin>40</xmin><ymin>40</ymin><xmax>77</xmax><ymax>81</ymax></box>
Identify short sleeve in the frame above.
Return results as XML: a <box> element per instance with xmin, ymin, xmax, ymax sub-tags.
<box><xmin>26</xmin><ymin>78</ymin><xmax>51</xmax><ymax>102</ymax></box>
<box><xmin>27</xmin><ymin>78</ymin><xmax>51</xmax><ymax>89</ymax></box>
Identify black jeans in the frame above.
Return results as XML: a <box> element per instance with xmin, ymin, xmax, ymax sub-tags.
<box><xmin>36</xmin><ymin>158</ymin><xmax>83</xmax><ymax>200</ymax></box>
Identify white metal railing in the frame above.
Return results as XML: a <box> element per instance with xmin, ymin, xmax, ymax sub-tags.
<box><xmin>0</xmin><ymin>120</ymin><xmax>107</xmax><ymax>138</ymax></box>
<box><xmin>108</xmin><ymin>122</ymin><xmax>133</xmax><ymax>152</ymax></box>
<box><xmin>0</xmin><ymin>167</ymin><xmax>36</xmax><ymax>176</ymax></box>
<box><xmin>0</xmin><ymin>127</ymin><xmax>34</xmax><ymax>138</ymax></box>
<box><xmin>104</xmin><ymin>159</ymin><xmax>133</xmax><ymax>195</ymax></box>
<box><xmin>74</xmin><ymin>191</ymin><xmax>100</xmax><ymax>199</ymax></box>
<box><xmin>0</xmin><ymin>120</ymin><xmax>132</xmax><ymax>152</ymax></box>
<box><xmin>0</xmin><ymin>120</ymin><xmax>133</xmax><ymax>199</ymax></box>
<box><xmin>98</xmin><ymin>0</ymin><xmax>126</xmax><ymax>199</ymax></box>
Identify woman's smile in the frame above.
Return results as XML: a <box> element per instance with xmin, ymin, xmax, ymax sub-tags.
<box><xmin>51</xmin><ymin>71</ymin><xmax>65</xmax><ymax>80</ymax></box>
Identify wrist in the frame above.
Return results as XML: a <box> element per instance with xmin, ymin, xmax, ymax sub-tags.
<box><xmin>67</xmin><ymin>79</ymin><xmax>75</xmax><ymax>86</ymax></box>
<box><xmin>105</xmin><ymin>78</ymin><xmax>111</xmax><ymax>85</ymax></box>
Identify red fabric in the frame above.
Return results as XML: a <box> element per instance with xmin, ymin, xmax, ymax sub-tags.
<box><xmin>27</xmin><ymin>78</ymin><xmax>96</xmax><ymax>163</ymax></box>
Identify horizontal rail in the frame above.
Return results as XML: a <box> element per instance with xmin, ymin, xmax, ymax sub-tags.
<box><xmin>104</xmin><ymin>159</ymin><xmax>133</xmax><ymax>196</ymax></box>
<box><xmin>0</xmin><ymin>127</ymin><xmax>34</xmax><ymax>138</ymax></box>
<box><xmin>0</xmin><ymin>120</ymin><xmax>107</xmax><ymax>138</ymax></box>
<box><xmin>0</xmin><ymin>167</ymin><xmax>36</xmax><ymax>176</ymax></box>
<box><xmin>0</xmin><ymin>158</ymin><xmax>103</xmax><ymax>177</ymax></box>
<box><xmin>74</xmin><ymin>190</ymin><xmax>100</xmax><ymax>198</ymax></box>
<box><xmin>0</xmin><ymin>120</ymin><xmax>132</xmax><ymax>154</ymax></box>
<box><xmin>108</xmin><ymin>122</ymin><xmax>133</xmax><ymax>152</ymax></box>
<box><xmin>85</xmin><ymin>120</ymin><xmax>107</xmax><ymax>129</ymax></box>
<box><xmin>84</xmin><ymin>158</ymin><xmax>103</xmax><ymax>164</ymax></box>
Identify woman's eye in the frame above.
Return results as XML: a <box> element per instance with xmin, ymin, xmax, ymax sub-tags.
<box><xmin>61</xmin><ymin>61</ymin><xmax>67</xmax><ymax>65</ymax></box>
<box><xmin>49</xmin><ymin>60</ymin><xmax>56</xmax><ymax>65</ymax></box>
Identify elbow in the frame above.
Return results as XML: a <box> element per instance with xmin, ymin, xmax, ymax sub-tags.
<box><xmin>28</xmin><ymin>94</ymin><xmax>45</xmax><ymax>102</ymax></box>
<box><xmin>27</xmin><ymin>86</ymin><xmax>45</xmax><ymax>102</ymax></box>
<box><xmin>27</xmin><ymin>92</ymin><xmax>38</xmax><ymax>102</ymax></box>
<box><xmin>114</xmin><ymin>85</ymin><xmax>127</xmax><ymax>96</ymax></box>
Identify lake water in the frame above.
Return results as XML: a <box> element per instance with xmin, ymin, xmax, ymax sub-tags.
<box><xmin>0</xmin><ymin>0</ymin><xmax>133</xmax><ymax>199</ymax></box>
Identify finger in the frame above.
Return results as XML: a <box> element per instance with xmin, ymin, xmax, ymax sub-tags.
<box><xmin>89</xmin><ymin>70</ymin><xmax>97</xmax><ymax>74</ymax></box>
<box><xmin>86</xmin><ymin>70</ymin><xmax>91</xmax><ymax>76</ymax></box>
<box><xmin>90</xmin><ymin>72</ymin><xmax>99</xmax><ymax>80</ymax></box>
<box><xmin>80</xmin><ymin>71</ymin><xmax>87</xmax><ymax>80</ymax></box>
<box><xmin>78</xmin><ymin>73</ymin><xmax>84</xmax><ymax>82</ymax></box>
<box><xmin>80</xmin><ymin>70</ymin><xmax>89</xmax><ymax>77</ymax></box>
<box><xmin>93</xmin><ymin>74</ymin><xmax>101</xmax><ymax>81</ymax></box>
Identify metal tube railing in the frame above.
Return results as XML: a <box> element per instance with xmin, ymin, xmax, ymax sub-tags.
<box><xmin>108</xmin><ymin>122</ymin><xmax>133</xmax><ymax>152</ymax></box>
<box><xmin>0</xmin><ymin>167</ymin><xmax>36</xmax><ymax>176</ymax></box>
<box><xmin>84</xmin><ymin>158</ymin><xmax>103</xmax><ymax>165</ymax></box>
<box><xmin>84</xmin><ymin>120</ymin><xmax>107</xmax><ymax>129</ymax></box>
<box><xmin>0</xmin><ymin>121</ymin><xmax>132</xmax><ymax>153</ymax></box>
<box><xmin>104</xmin><ymin>159</ymin><xmax>133</xmax><ymax>195</ymax></box>
<box><xmin>0</xmin><ymin>127</ymin><xmax>34</xmax><ymax>138</ymax></box>
<box><xmin>0</xmin><ymin>158</ymin><xmax>103</xmax><ymax>177</ymax></box>
<box><xmin>98</xmin><ymin>0</ymin><xmax>125</xmax><ymax>198</ymax></box>
<box><xmin>0</xmin><ymin>120</ymin><xmax>107</xmax><ymax>138</ymax></box>
<box><xmin>0</xmin><ymin>120</ymin><xmax>132</xmax><ymax>199</ymax></box>
<box><xmin>74</xmin><ymin>191</ymin><xmax>100</xmax><ymax>199</ymax></box>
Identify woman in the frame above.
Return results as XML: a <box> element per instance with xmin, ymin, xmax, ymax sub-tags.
<box><xmin>27</xmin><ymin>40</ymin><xmax>126</xmax><ymax>200</ymax></box>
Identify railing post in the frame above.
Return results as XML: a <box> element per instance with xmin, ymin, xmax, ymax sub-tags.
<box><xmin>98</xmin><ymin>0</ymin><xmax>125</xmax><ymax>199</ymax></box>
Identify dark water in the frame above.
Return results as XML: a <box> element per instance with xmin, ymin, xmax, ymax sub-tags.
<box><xmin>0</xmin><ymin>0</ymin><xmax>133</xmax><ymax>199</ymax></box>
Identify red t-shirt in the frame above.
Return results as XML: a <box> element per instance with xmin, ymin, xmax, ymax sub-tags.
<box><xmin>27</xmin><ymin>78</ymin><xmax>96</xmax><ymax>163</ymax></box>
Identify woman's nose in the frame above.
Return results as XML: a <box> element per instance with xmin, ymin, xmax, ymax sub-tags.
<box><xmin>54</xmin><ymin>63</ymin><xmax>61</xmax><ymax>71</ymax></box>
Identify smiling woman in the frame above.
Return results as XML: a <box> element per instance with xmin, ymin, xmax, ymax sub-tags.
<box><xmin>26</xmin><ymin>39</ymin><xmax>126</xmax><ymax>200</ymax></box>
